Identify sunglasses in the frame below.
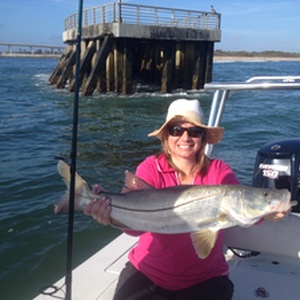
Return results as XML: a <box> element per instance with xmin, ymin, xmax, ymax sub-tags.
<box><xmin>167</xmin><ymin>125</ymin><xmax>205</xmax><ymax>138</ymax></box>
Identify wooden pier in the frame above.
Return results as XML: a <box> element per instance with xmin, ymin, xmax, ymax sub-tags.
<box><xmin>49</xmin><ymin>3</ymin><xmax>221</xmax><ymax>95</ymax></box>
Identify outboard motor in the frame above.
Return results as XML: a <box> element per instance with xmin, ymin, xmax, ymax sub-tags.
<box><xmin>252</xmin><ymin>139</ymin><xmax>300</xmax><ymax>213</ymax></box>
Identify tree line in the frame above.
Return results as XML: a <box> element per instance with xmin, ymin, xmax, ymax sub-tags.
<box><xmin>214</xmin><ymin>50</ymin><xmax>300</xmax><ymax>58</ymax></box>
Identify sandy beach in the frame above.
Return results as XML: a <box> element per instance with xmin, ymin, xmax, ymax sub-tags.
<box><xmin>2</xmin><ymin>52</ymin><xmax>300</xmax><ymax>62</ymax></box>
<box><xmin>214</xmin><ymin>56</ymin><xmax>300</xmax><ymax>62</ymax></box>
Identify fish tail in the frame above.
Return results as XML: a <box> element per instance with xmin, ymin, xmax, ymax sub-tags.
<box><xmin>55</xmin><ymin>160</ymin><xmax>92</xmax><ymax>213</ymax></box>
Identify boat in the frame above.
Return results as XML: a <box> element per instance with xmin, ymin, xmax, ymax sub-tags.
<box><xmin>34</xmin><ymin>76</ymin><xmax>300</xmax><ymax>300</ymax></box>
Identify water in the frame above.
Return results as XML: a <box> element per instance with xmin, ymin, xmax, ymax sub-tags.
<box><xmin>1</xmin><ymin>57</ymin><xmax>300</xmax><ymax>299</ymax></box>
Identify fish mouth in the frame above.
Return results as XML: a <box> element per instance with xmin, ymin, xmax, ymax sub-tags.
<box><xmin>269</xmin><ymin>199</ymin><xmax>289</xmax><ymax>211</ymax></box>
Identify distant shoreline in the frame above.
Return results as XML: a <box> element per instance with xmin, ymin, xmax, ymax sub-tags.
<box><xmin>0</xmin><ymin>53</ymin><xmax>61</xmax><ymax>58</ymax></box>
<box><xmin>214</xmin><ymin>55</ymin><xmax>300</xmax><ymax>62</ymax></box>
<box><xmin>2</xmin><ymin>53</ymin><xmax>300</xmax><ymax>62</ymax></box>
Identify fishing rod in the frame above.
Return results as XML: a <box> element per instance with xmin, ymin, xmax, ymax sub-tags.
<box><xmin>65</xmin><ymin>0</ymin><xmax>84</xmax><ymax>299</ymax></box>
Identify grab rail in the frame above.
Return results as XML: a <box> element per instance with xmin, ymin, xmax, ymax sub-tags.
<box><xmin>64</xmin><ymin>2</ymin><xmax>220</xmax><ymax>31</ymax></box>
<box><xmin>204</xmin><ymin>76</ymin><xmax>300</xmax><ymax>156</ymax></box>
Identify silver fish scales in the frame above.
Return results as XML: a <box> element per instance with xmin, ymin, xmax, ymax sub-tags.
<box><xmin>55</xmin><ymin>160</ymin><xmax>294</xmax><ymax>258</ymax></box>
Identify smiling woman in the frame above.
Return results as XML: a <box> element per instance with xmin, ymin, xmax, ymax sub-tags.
<box><xmin>84</xmin><ymin>99</ymin><xmax>240</xmax><ymax>300</ymax></box>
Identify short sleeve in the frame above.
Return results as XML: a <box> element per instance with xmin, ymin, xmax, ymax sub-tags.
<box><xmin>207</xmin><ymin>159</ymin><xmax>240</xmax><ymax>185</ymax></box>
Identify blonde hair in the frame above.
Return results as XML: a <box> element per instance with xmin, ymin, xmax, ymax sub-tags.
<box><xmin>159</xmin><ymin>119</ymin><xmax>211</xmax><ymax>176</ymax></box>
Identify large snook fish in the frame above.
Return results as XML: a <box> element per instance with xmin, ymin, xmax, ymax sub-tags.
<box><xmin>55</xmin><ymin>160</ymin><xmax>294</xmax><ymax>258</ymax></box>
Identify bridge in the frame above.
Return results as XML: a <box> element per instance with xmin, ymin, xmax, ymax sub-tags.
<box><xmin>0</xmin><ymin>42</ymin><xmax>65</xmax><ymax>55</ymax></box>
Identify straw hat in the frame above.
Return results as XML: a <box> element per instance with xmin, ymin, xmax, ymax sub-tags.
<box><xmin>148</xmin><ymin>99</ymin><xmax>224</xmax><ymax>145</ymax></box>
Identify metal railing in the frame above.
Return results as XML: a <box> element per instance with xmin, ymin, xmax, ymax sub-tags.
<box><xmin>64</xmin><ymin>2</ymin><xmax>220</xmax><ymax>31</ymax></box>
<box><xmin>204</xmin><ymin>76</ymin><xmax>300</xmax><ymax>156</ymax></box>
<box><xmin>0</xmin><ymin>42</ymin><xmax>65</xmax><ymax>54</ymax></box>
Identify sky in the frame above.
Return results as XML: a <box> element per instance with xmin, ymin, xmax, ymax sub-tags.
<box><xmin>1</xmin><ymin>0</ymin><xmax>300</xmax><ymax>52</ymax></box>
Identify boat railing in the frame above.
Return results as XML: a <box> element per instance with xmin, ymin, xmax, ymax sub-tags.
<box><xmin>204</xmin><ymin>76</ymin><xmax>300</xmax><ymax>156</ymax></box>
<box><xmin>64</xmin><ymin>2</ymin><xmax>220</xmax><ymax>31</ymax></box>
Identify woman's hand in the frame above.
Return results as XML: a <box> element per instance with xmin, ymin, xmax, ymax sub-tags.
<box><xmin>84</xmin><ymin>184</ymin><xmax>112</xmax><ymax>225</ymax></box>
<box><xmin>264</xmin><ymin>209</ymin><xmax>291</xmax><ymax>222</ymax></box>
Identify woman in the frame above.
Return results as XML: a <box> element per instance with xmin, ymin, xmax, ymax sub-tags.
<box><xmin>84</xmin><ymin>99</ymin><xmax>287</xmax><ymax>300</ymax></box>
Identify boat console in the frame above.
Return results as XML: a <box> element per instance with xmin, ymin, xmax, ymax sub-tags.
<box><xmin>252</xmin><ymin>139</ymin><xmax>300</xmax><ymax>212</ymax></box>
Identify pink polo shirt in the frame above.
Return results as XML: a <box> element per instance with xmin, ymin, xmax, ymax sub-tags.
<box><xmin>127</xmin><ymin>154</ymin><xmax>240</xmax><ymax>291</ymax></box>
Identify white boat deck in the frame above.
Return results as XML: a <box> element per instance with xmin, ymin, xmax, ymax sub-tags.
<box><xmin>35</xmin><ymin>214</ymin><xmax>300</xmax><ymax>300</ymax></box>
<box><xmin>34</xmin><ymin>234</ymin><xmax>137</xmax><ymax>300</ymax></box>
<box><xmin>228</xmin><ymin>252</ymin><xmax>300</xmax><ymax>300</ymax></box>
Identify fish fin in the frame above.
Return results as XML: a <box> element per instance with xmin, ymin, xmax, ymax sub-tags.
<box><xmin>190</xmin><ymin>230</ymin><xmax>218</xmax><ymax>259</ymax></box>
<box><xmin>124</xmin><ymin>171</ymin><xmax>153</xmax><ymax>191</ymax></box>
<box><xmin>57</xmin><ymin>160</ymin><xmax>90</xmax><ymax>191</ymax></box>
<box><xmin>57</xmin><ymin>160</ymin><xmax>72</xmax><ymax>188</ymax></box>
<box><xmin>56</xmin><ymin>160</ymin><xmax>92</xmax><ymax>213</ymax></box>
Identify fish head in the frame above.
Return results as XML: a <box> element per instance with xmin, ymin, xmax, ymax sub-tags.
<box><xmin>246</xmin><ymin>187</ymin><xmax>291</xmax><ymax>210</ymax></box>
<box><xmin>223</xmin><ymin>186</ymin><xmax>292</xmax><ymax>226</ymax></box>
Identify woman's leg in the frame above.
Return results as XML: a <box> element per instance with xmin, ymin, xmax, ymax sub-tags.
<box><xmin>113</xmin><ymin>262</ymin><xmax>158</xmax><ymax>300</ymax></box>
<box><xmin>172</xmin><ymin>276</ymin><xmax>234</xmax><ymax>300</ymax></box>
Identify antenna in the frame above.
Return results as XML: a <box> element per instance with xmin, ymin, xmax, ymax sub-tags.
<box><xmin>65</xmin><ymin>0</ymin><xmax>83</xmax><ymax>299</ymax></box>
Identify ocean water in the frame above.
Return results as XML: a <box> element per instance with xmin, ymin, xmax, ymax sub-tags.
<box><xmin>1</xmin><ymin>57</ymin><xmax>300</xmax><ymax>299</ymax></box>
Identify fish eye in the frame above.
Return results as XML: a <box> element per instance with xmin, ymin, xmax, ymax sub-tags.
<box><xmin>262</xmin><ymin>192</ymin><xmax>269</xmax><ymax>197</ymax></box>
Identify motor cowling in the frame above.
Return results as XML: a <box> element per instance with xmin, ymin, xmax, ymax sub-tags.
<box><xmin>252</xmin><ymin>139</ymin><xmax>300</xmax><ymax>213</ymax></box>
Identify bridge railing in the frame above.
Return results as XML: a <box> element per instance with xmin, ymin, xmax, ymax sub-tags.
<box><xmin>64</xmin><ymin>2</ymin><xmax>220</xmax><ymax>31</ymax></box>
<box><xmin>0</xmin><ymin>42</ymin><xmax>65</xmax><ymax>55</ymax></box>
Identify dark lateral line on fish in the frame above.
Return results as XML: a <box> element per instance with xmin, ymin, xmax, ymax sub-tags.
<box><xmin>75</xmin><ymin>192</ymin><xmax>196</xmax><ymax>212</ymax></box>
<box><xmin>77</xmin><ymin>194</ymin><xmax>213</xmax><ymax>212</ymax></box>
<box><xmin>110</xmin><ymin>203</ymin><xmax>176</xmax><ymax>212</ymax></box>
<box><xmin>76</xmin><ymin>192</ymin><xmax>222</xmax><ymax>212</ymax></box>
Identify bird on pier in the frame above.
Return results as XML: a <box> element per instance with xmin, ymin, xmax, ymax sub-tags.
<box><xmin>211</xmin><ymin>5</ymin><xmax>216</xmax><ymax>13</ymax></box>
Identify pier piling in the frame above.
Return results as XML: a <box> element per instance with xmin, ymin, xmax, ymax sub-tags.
<box><xmin>50</xmin><ymin>3</ymin><xmax>221</xmax><ymax>95</ymax></box>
